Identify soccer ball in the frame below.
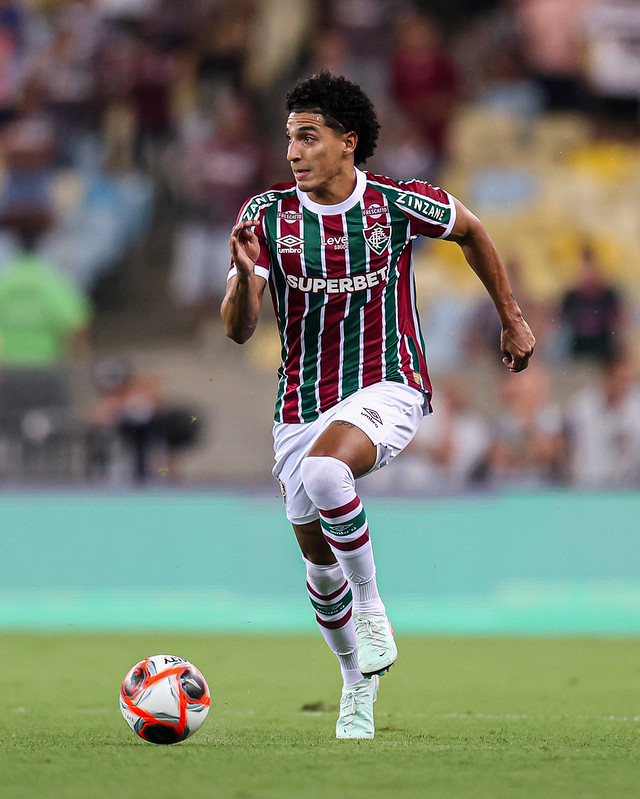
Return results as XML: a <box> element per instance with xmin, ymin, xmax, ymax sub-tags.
<box><xmin>119</xmin><ymin>654</ymin><xmax>210</xmax><ymax>744</ymax></box>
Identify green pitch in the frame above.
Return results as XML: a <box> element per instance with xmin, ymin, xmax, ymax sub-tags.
<box><xmin>2</xmin><ymin>633</ymin><xmax>638</xmax><ymax>799</ymax></box>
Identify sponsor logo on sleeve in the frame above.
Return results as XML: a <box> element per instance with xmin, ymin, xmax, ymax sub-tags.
<box><xmin>242</xmin><ymin>191</ymin><xmax>280</xmax><ymax>220</ymax></box>
<box><xmin>395</xmin><ymin>192</ymin><xmax>449</xmax><ymax>223</ymax></box>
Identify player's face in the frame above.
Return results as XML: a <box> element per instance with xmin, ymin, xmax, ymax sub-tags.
<box><xmin>286</xmin><ymin>112</ymin><xmax>355</xmax><ymax>204</ymax></box>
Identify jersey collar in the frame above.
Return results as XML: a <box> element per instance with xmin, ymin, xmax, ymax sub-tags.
<box><xmin>295</xmin><ymin>167</ymin><xmax>366</xmax><ymax>215</ymax></box>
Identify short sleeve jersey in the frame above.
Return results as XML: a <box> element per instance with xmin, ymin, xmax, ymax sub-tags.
<box><xmin>229</xmin><ymin>167</ymin><xmax>457</xmax><ymax>424</ymax></box>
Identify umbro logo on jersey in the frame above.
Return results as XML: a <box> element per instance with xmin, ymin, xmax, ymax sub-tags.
<box><xmin>361</xmin><ymin>407</ymin><xmax>383</xmax><ymax>427</ymax></box>
<box><xmin>277</xmin><ymin>234</ymin><xmax>304</xmax><ymax>253</ymax></box>
<box><xmin>363</xmin><ymin>223</ymin><xmax>391</xmax><ymax>255</ymax></box>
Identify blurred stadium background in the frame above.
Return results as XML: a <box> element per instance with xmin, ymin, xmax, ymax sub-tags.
<box><xmin>1</xmin><ymin>0</ymin><xmax>640</xmax><ymax>636</ymax></box>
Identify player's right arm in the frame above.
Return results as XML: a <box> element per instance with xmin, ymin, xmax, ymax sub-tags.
<box><xmin>221</xmin><ymin>219</ymin><xmax>267</xmax><ymax>344</ymax></box>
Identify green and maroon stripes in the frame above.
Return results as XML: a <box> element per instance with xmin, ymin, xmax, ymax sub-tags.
<box><xmin>306</xmin><ymin>579</ymin><xmax>353</xmax><ymax>629</ymax></box>
<box><xmin>318</xmin><ymin>213</ymin><xmax>350</xmax><ymax>409</ymax></box>
<box><xmin>379</xmin><ymin>194</ymin><xmax>407</xmax><ymax>387</ymax></box>
<box><xmin>319</xmin><ymin>496</ymin><xmax>370</xmax><ymax>552</ymax></box>
<box><xmin>337</xmin><ymin>205</ymin><xmax>367</xmax><ymax>398</ymax></box>
<box><xmin>235</xmin><ymin>172</ymin><xmax>453</xmax><ymax>424</ymax></box>
<box><xmin>297</xmin><ymin>209</ymin><xmax>323</xmax><ymax>420</ymax></box>
<box><xmin>269</xmin><ymin>194</ymin><xmax>306</xmax><ymax>422</ymax></box>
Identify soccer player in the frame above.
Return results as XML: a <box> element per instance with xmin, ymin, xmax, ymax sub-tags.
<box><xmin>221</xmin><ymin>72</ymin><xmax>535</xmax><ymax>739</ymax></box>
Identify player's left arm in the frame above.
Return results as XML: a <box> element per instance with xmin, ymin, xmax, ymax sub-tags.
<box><xmin>221</xmin><ymin>219</ymin><xmax>267</xmax><ymax>344</ymax></box>
<box><xmin>446</xmin><ymin>197</ymin><xmax>535</xmax><ymax>372</ymax></box>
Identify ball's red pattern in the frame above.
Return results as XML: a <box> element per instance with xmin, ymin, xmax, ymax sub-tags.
<box><xmin>119</xmin><ymin>656</ymin><xmax>210</xmax><ymax>745</ymax></box>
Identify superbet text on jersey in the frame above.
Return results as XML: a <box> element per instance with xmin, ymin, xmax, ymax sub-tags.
<box><xmin>229</xmin><ymin>168</ymin><xmax>457</xmax><ymax>424</ymax></box>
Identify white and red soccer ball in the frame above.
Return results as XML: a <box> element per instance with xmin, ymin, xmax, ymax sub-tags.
<box><xmin>119</xmin><ymin>655</ymin><xmax>210</xmax><ymax>744</ymax></box>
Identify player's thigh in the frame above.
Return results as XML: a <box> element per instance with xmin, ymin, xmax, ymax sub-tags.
<box><xmin>272</xmin><ymin>419</ymin><xmax>322</xmax><ymax>524</ymax></box>
<box><xmin>272</xmin><ymin>382</ymin><xmax>426</xmax><ymax>519</ymax></box>
<box><xmin>329</xmin><ymin>382</ymin><xmax>426</xmax><ymax>475</ymax></box>
<box><xmin>307</xmin><ymin>420</ymin><xmax>378</xmax><ymax>478</ymax></box>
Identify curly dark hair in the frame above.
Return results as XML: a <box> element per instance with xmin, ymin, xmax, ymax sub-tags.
<box><xmin>285</xmin><ymin>71</ymin><xmax>380</xmax><ymax>165</ymax></box>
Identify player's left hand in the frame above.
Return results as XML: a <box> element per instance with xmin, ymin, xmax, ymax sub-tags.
<box><xmin>500</xmin><ymin>317</ymin><xmax>535</xmax><ymax>372</ymax></box>
<box><xmin>229</xmin><ymin>219</ymin><xmax>261</xmax><ymax>277</ymax></box>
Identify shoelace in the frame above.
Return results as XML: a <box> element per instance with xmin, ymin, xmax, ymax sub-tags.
<box><xmin>355</xmin><ymin>617</ymin><xmax>388</xmax><ymax>650</ymax></box>
<box><xmin>339</xmin><ymin>684</ymin><xmax>370</xmax><ymax>725</ymax></box>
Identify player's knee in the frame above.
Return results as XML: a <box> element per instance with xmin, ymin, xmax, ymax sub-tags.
<box><xmin>301</xmin><ymin>455</ymin><xmax>354</xmax><ymax>509</ymax></box>
<box><xmin>304</xmin><ymin>558</ymin><xmax>345</xmax><ymax>594</ymax></box>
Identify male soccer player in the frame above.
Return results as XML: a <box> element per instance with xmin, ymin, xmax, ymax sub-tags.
<box><xmin>221</xmin><ymin>72</ymin><xmax>535</xmax><ymax>739</ymax></box>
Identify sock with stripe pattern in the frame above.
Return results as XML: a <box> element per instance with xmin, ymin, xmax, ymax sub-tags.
<box><xmin>304</xmin><ymin>558</ymin><xmax>363</xmax><ymax>685</ymax></box>
<box><xmin>301</xmin><ymin>456</ymin><xmax>386</xmax><ymax>616</ymax></box>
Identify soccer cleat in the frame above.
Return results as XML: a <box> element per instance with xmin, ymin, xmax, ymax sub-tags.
<box><xmin>335</xmin><ymin>675</ymin><xmax>379</xmax><ymax>739</ymax></box>
<box><xmin>354</xmin><ymin>612</ymin><xmax>398</xmax><ymax>677</ymax></box>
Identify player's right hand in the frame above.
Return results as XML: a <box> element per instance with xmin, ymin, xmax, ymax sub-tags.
<box><xmin>230</xmin><ymin>219</ymin><xmax>260</xmax><ymax>277</ymax></box>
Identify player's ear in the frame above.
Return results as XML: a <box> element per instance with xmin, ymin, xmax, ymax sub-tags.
<box><xmin>343</xmin><ymin>131</ymin><xmax>357</xmax><ymax>158</ymax></box>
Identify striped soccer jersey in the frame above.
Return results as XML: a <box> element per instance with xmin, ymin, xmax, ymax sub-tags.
<box><xmin>230</xmin><ymin>167</ymin><xmax>457</xmax><ymax>424</ymax></box>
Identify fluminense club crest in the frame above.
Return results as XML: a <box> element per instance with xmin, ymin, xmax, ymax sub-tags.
<box><xmin>363</xmin><ymin>223</ymin><xmax>391</xmax><ymax>255</ymax></box>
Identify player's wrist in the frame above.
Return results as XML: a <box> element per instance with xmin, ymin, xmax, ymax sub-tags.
<box><xmin>234</xmin><ymin>262</ymin><xmax>256</xmax><ymax>281</ymax></box>
<box><xmin>498</xmin><ymin>300</ymin><xmax>524</xmax><ymax>327</ymax></box>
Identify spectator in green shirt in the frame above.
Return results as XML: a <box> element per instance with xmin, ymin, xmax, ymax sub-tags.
<box><xmin>0</xmin><ymin>235</ymin><xmax>91</xmax><ymax>367</ymax></box>
<box><xmin>0</xmin><ymin>223</ymin><xmax>92</xmax><ymax>466</ymax></box>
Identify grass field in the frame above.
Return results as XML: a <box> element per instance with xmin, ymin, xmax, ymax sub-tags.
<box><xmin>1</xmin><ymin>632</ymin><xmax>639</xmax><ymax>799</ymax></box>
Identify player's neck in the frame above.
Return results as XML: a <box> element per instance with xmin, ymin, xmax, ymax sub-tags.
<box><xmin>307</xmin><ymin>166</ymin><xmax>358</xmax><ymax>206</ymax></box>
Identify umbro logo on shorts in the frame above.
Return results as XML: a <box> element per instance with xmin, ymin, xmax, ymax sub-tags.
<box><xmin>361</xmin><ymin>407</ymin><xmax>383</xmax><ymax>427</ymax></box>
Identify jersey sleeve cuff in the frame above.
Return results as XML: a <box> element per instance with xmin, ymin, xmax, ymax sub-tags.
<box><xmin>227</xmin><ymin>264</ymin><xmax>270</xmax><ymax>281</ymax></box>
<box><xmin>437</xmin><ymin>191</ymin><xmax>457</xmax><ymax>239</ymax></box>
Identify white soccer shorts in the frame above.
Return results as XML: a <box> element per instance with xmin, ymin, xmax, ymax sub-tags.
<box><xmin>272</xmin><ymin>381</ymin><xmax>427</xmax><ymax>524</ymax></box>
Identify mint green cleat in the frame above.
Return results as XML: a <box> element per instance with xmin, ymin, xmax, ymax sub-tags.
<box><xmin>335</xmin><ymin>676</ymin><xmax>379</xmax><ymax>739</ymax></box>
<box><xmin>354</xmin><ymin>612</ymin><xmax>398</xmax><ymax>677</ymax></box>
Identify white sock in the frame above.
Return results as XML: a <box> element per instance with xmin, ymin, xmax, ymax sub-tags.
<box><xmin>301</xmin><ymin>456</ymin><xmax>386</xmax><ymax>616</ymax></box>
<box><xmin>304</xmin><ymin>558</ymin><xmax>363</xmax><ymax>685</ymax></box>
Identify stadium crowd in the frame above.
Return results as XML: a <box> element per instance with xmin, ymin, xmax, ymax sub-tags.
<box><xmin>0</xmin><ymin>0</ymin><xmax>639</xmax><ymax>490</ymax></box>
